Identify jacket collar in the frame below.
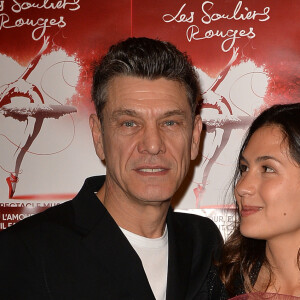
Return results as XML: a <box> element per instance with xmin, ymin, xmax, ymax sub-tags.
<box><xmin>166</xmin><ymin>209</ymin><xmax>193</xmax><ymax>300</ymax></box>
<box><xmin>72</xmin><ymin>176</ymin><xmax>193</xmax><ymax>300</ymax></box>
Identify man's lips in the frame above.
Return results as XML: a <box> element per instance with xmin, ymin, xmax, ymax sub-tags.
<box><xmin>134</xmin><ymin>166</ymin><xmax>169</xmax><ymax>176</ymax></box>
<box><xmin>240</xmin><ymin>205</ymin><xmax>263</xmax><ymax>217</ymax></box>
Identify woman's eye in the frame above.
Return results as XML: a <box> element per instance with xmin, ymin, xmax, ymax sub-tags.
<box><xmin>262</xmin><ymin>166</ymin><xmax>274</xmax><ymax>173</ymax></box>
<box><xmin>239</xmin><ymin>164</ymin><xmax>248</xmax><ymax>174</ymax></box>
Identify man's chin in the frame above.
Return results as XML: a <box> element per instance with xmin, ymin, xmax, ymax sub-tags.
<box><xmin>138</xmin><ymin>198</ymin><xmax>171</xmax><ymax>207</ymax></box>
<box><xmin>125</xmin><ymin>180</ymin><xmax>178</xmax><ymax>204</ymax></box>
<box><xmin>134</xmin><ymin>189</ymin><xmax>174</xmax><ymax>205</ymax></box>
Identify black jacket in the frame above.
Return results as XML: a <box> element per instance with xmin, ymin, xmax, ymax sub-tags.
<box><xmin>0</xmin><ymin>176</ymin><xmax>223</xmax><ymax>299</ymax></box>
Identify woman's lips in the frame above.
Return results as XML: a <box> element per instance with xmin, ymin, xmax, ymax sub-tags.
<box><xmin>240</xmin><ymin>205</ymin><xmax>263</xmax><ymax>217</ymax></box>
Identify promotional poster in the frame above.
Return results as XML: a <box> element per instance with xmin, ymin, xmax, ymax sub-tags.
<box><xmin>0</xmin><ymin>0</ymin><xmax>299</xmax><ymax>237</ymax></box>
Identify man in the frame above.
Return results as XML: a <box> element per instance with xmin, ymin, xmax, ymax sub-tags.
<box><xmin>0</xmin><ymin>38</ymin><xmax>223</xmax><ymax>299</ymax></box>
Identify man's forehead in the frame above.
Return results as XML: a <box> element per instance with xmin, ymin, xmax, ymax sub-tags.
<box><xmin>110</xmin><ymin>108</ymin><xmax>188</xmax><ymax>119</ymax></box>
<box><xmin>107</xmin><ymin>75</ymin><xmax>189</xmax><ymax>105</ymax></box>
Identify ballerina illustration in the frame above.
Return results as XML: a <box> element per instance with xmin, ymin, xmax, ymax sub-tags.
<box><xmin>194</xmin><ymin>47</ymin><xmax>239</xmax><ymax>207</ymax></box>
<box><xmin>0</xmin><ymin>37</ymin><xmax>49</xmax><ymax>108</ymax></box>
<box><xmin>0</xmin><ymin>36</ymin><xmax>77</xmax><ymax>198</ymax></box>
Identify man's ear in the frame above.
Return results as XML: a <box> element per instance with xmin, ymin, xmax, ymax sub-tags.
<box><xmin>89</xmin><ymin>114</ymin><xmax>105</xmax><ymax>160</ymax></box>
<box><xmin>191</xmin><ymin>114</ymin><xmax>202</xmax><ymax>160</ymax></box>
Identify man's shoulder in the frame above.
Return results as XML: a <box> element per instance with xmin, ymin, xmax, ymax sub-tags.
<box><xmin>171</xmin><ymin>210</ymin><xmax>222</xmax><ymax>244</ymax></box>
<box><xmin>0</xmin><ymin>176</ymin><xmax>106</xmax><ymax>239</ymax></box>
<box><xmin>172</xmin><ymin>210</ymin><xmax>218</xmax><ymax>230</ymax></box>
<box><xmin>0</xmin><ymin>200</ymin><xmax>74</xmax><ymax>239</ymax></box>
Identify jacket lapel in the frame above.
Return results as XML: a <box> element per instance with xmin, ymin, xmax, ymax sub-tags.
<box><xmin>166</xmin><ymin>210</ymin><xmax>193</xmax><ymax>300</ymax></box>
<box><xmin>72</xmin><ymin>177</ymin><xmax>155</xmax><ymax>300</ymax></box>
<box><xmin>83</xmin><ymin>216</ymin><xmax>155</xmax><ymax>299</ymax></box>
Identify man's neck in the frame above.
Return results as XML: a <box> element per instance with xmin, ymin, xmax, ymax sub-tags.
<box><xmin>96</xmin><ymin>183</ymin><xmax>170</xmax><ymax>238</ymax></box>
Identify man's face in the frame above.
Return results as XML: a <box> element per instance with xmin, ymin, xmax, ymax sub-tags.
<box><xmin>90</xmin><ymin>76</ymin><xmax>202</xmax><ymax>206</ymax></box>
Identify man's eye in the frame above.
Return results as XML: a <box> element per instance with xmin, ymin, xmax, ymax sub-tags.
<box><xmin>123</xmin><ymin>121</ymin><xmax>136</xmax><ymax>127</ymax></box>
<box><xmin>165</xmin><ymin>120</ymin><xmax>176</xmax><ymax>126</ymax></box>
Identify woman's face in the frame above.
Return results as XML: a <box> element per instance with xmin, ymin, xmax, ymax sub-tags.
<box><xmin>235</xmin><ymin>125</ymin><xmax>300</xmax><ymax>241</ymax></box>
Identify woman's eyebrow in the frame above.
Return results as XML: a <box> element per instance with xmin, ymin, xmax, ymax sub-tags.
<box><xmin>239</xmin><ymin>155</ymin><xmax>248</xmax><ymax>164</ymax></box>
<box><xmin>256</xmin><ymin>155</ymin><xmax>281</xmax><ymax>164</ymax></box>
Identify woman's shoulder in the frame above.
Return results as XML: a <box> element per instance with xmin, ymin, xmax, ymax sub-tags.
<box><xmin>207</xmin><ymin>264</ymin><xmax>229</xmax><ymax>300</ymax></box>
<box><xmin>229</xmin><ymin>292</ymin><xmax>300</xmax><ymax>300</ymax></box>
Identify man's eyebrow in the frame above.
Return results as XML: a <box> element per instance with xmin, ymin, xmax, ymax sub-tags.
<box><xmin>111</xmin><ymin>109</ymin><xmax>139</xmax><ymax>119</ymax></box>
<box><xmin>162</xmin><ymin>110</ymin><xmax>186</xmax><ymax>118</ymax></box>
<box><xmin>111</xmin><ymin>109</ymin><xmax>187</xmax><ymax>119</ymax></box>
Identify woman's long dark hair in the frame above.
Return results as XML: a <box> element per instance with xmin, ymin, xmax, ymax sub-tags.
<box><xmin>219</xmin><ymin>103</ymin><xmax>300</xmax><ymax>296</ymax></box>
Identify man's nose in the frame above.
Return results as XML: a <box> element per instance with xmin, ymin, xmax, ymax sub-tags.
<box><xmin>137</xmin><ymin>124</ymin><xmax>166</xmax><ymax>155</ymax></box>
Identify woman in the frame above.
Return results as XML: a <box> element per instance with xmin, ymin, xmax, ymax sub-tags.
<box><xmin>219</xmin><ymin>103</ymin><xmax>300</xmax><ymax>299</ymax></box>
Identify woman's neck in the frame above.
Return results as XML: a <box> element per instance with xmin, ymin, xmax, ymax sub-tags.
<box><xmin>255</xmin><ymin>234</ymin><xmax>300</xmax><ymax>296</ymax></box>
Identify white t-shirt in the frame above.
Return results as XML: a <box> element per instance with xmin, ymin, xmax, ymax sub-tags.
<box><xmin>120</xmin><ymin>226</ymin><xmax>168</xmax><ymax>300</ymax></box>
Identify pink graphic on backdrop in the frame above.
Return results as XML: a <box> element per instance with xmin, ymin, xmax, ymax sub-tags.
<box><xmin>0</xmin><ymin>37</ymin><xmax>78</xmax><ymax>199</ymax></box>
<box><xmin>0</xmin><ymin>37</ymin><xmax>49</xmax><ymax>109</ymax></box>
<box><xmin>194</xmin><ymin>48</ymin><xmax>268</xmax><ymax>207</ymax></box>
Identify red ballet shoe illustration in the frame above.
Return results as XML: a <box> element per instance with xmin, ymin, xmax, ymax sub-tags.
<box><xmin>6</xmin><ymin>173</ymin><xmax>18</xmax><ymax>199</ymax></box>
<box><xmin>193</xmin><ymin>182</ymin><xmax>205</xmax><ymax>208</ymax></box>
